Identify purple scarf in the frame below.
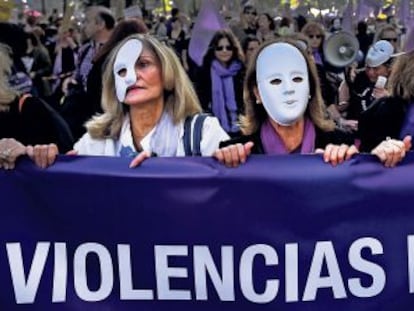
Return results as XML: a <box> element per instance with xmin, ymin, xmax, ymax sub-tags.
<box><xmin>210</xmin><ymin>60</ymin><xmax>242</xmax><ymax>133</ymax></box>
<box><xmin>312</xmin><ymin>48</ymin><xmax>323</xmax><ymax>66</ymax></box>
<box><xmin>400</xmin><ymin>103</ymin><xmax>414</xmax><ymax>140</ymax></box>
<box><xmin>260</xmin><ymin>118</ymin><xmax>316</xmax><ymax>155</ymax></box>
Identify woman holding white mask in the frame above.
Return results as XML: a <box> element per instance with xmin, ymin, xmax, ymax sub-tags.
<box><xmin>215</xmin><ymin>38</ymin><xmax>409</xmax><ymax>167</ymax></box>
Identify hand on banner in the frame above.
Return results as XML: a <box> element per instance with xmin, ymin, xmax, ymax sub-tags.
<box><xmin>27</xmin><ymin>144</ymin><xmax>59</xmax><ymax>169</ymax></box>
<box><xmin>129</xmin><ymin>150</ymin><xmax>152</xmax><ymax>168</ymax></box>
<box><xmin>214</xmin><ymin>142</ymin><xmax>254</xmax><ymax>168</ymax></box>
<box><xmin>0</xmin><ymin>138</ymin><xmax>27</xmax><ymax>170</ymax></box>
<box><xmin>315</xmin><ymin>144</ymin><xmax>359</xmax><ymax>166</ymax></box>
<box><xmin>371</xmin><ymin>135</ymin><xmax>412</xmax><ymax>167</ymax></box>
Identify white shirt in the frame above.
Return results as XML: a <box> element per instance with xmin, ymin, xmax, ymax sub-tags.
<box><xmin>74</xmin><ymin>115</ymin><xmax>229</xmax><ymax>157</ymax></box>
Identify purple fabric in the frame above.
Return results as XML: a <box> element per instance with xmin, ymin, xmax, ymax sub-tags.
<box><xmin>400</xmin><ymin>103</ymin><xmax>414</xmax><ymax>139</ymax></box>
<box><xmin>260</xmin><ymin>117</ymin><xmax>316</xmax><ymax>155</ymax></box>
<box><xmin>312</xmin><ymin>49</ymin><xmax>323</xmax><ymax>65</ymax></box>
<box><xmin>397</xmin><ymin>0</ymin><xmax>411</xmax><ymax>26</ymax></box>
<box><xmin>356</xmin><ymin>1</ymin><xmax>373</xmax><ymax>21</ymax></box>
<box><xmin>403</xmin><ymin>21</ymin><xmax>414</xmax><ymax>53</ymax></box>
<box><xmin>188</xmin><ymin>0</ymin><xmax>226</xmax><ymax>66</ymax></box>
<box><xmin>362</xmin><ymin>0</ymin><xmax>382</xmax><ymax>15</ymax></box>
<box><xmin>74</xmin><ymin>42</ymin><xmax>98</xmax><ymax>91</ymax></box>
<box><xmin>210</xmin><ymin>60</ymin><xmax>242</xmax><ymax>133</ymax></box>
<box><xmin>342</xmin><ymin>1</ymin><xmax>353</xmax><ymax>33</ymax></box>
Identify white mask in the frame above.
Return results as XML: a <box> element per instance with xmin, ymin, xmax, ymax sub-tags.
<box><xmin>113</xmin><ymin>39</ymin><xmax>143</xmax><ymax>102</ymax></box>
<box><xmin>256</xmin><ymin>42</ymin><xmax>310</xmax><ymax>126</ymax></box>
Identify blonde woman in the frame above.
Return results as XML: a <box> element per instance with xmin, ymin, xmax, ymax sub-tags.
<box><xmin>28</xmin><ymin>34</ymin><xmax>229</xmax><ymax>168</ymax></box>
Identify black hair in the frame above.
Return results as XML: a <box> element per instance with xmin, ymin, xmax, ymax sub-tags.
<box><xmin>243</xmin><ymin>5</ymin><xmax>257</xmax><ymax>15</ymax></box>
<box><xmin>171</xmin><ymin>8</ymin><xmax>179</xmax><ymax>17</ymax></box>
<box><xmin>97</xmin><ymin>10</ymin><xmax>115</xmax><ymax>30</ymax></box>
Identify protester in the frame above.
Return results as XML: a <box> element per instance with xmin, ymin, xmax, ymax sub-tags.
<box><xmin>296</xmin><ymin>28</ymin><xmax>344</xmax><ymax>131</ymax></box>
<box><xmin>255</xmin><ymin>13</ymin><xmax>277</xmax><ymax>43</ymax></box>
<box><xmin>338</xmin><ymin>40</ymin><xmax>396</xmax><ymax>126</ymax></box>
<box><xmin>50</xmin><ymin>28</ymin><xmax>79</xmax><ymax>95</ymax></box>
<box><xmin>62</xmin><ymin>6</ymin><xmax>115</xmax><ymax>94</ymax></box>
<box><xmin>26</xmin><ymin>34</ymin><xmax>229</xmax><ymax>168</ymax></box>
<box><xmin>0</xmin><ymin>22</ymin><xmax>33</xmax><ymax>94</ymax></box>
<box><xmin>301</xmin><ymin>21</ymin><xmax>326</xmax><ymax>67</ymax></box>
<box><xmin>374</xmin><ymin>24</ymin><xmax>400</xmax><ymax>52</ymax></box>
<box><xmin>25</xmin><ymin>31</ymin><xmax>52</xmax><ymax>97</ymax></box>
<box><xmin>195</xmin><ymin>29</ymin><xmax>245</xmax><ymax>137</ymax></box>
<box><xmin>0</xmin><ymin>44</ymin><xmax>74</xmax><ymax>158</ymax></box>
<box><xmin>229</xmin><ymin>4</ymin><xmax>257</xmax><ymax>43</ymax></box>
<box><xmin>356</xmin><ymin>21</ymin><xmax>374</xmax><ymax>62</ymax></box>
<box><xmin>166</xmin><ymin>16</ymin><xmax>188</xmax><ymax>70</ymax></box>
<box><xmin>214</xmin><ymin>38</ymin><xmax>408</xmax><ymax>168</ymax></box>
<box><xmin>358</xmin><ymin>40</ymin><xmax>414</xmax><ymax>154</ymax></box>
<box><xmin>242</xmin><ymin>35</ymin><xmax>260</xmax><ymax>67</ymax></box>
<box><xmin>62</xmin><ymin>19</ymin><xmax>148</xmax><ymax>141</ymax></box>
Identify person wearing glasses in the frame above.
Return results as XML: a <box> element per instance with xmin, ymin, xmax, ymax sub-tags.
<box><xmin>374</xmin><ymin>24</ymin><xmax>400</xmax><ymax>52</ymax></box>
<box><xmin>195</xmin><ymin>29</ymin><xmax>245</xmax><ymax>137</ymax></box>
<box><xmin>300</xmin><ymin>22</ymin><xmax>346</xmax><ymax>130</ymax></box>
<box><xmin>301</xmin><ymin>22</ymin><xmax>326</xmax><ymax>67</ymax></box>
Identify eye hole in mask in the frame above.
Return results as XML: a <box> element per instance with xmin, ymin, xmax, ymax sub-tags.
<box><xmin>270</xmin><ymin>76</ymin><xmax>304</xmax><ymax>85</ymax></box>
<box><xmin>117</xmin><ymin>68</ymin><xmax>127</xmax><ymax>77</ymax></box>
<box><xmin>270</xmin><ymin>78</ymin><xmax>282</xmax><ymax>85</ymax></box>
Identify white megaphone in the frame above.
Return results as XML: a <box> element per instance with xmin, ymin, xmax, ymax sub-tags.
<box><xmin>323</xmin><ymin>31</ymin><xmax>360</xmax><ymax>68</ymax></box>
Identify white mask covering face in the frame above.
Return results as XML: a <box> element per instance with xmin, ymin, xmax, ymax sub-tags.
<box><xmin>256</xmin><ymin>42</ymin><xmax>310</xmax><ymax>126</ymax></box>
<box><xmin>113</xmin><ymin>39</ymin><xmax>143</xmax><ymax>102</ymax></box>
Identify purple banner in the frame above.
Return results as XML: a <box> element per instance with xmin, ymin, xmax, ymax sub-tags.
<box><xmin>1</xmin><ymin>154</ymin><xmax>414</xmax><ymax>310</ymax></box>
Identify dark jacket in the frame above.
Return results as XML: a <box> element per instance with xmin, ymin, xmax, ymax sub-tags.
<box><xmin>346</xmin><ymin>71</ymin><xmax>374</xmax><ymax>121</ymax></box>
<box><xmin>0</xmin><ymin>96</ymin><xmax>74</xmax><ymax>153</ymax></box>
<box><xmin>359</xmin><ymin>96</ymin><xmax>408</xmax><ymax>152</ymax></box>
<box><xmin>220</xmin><ymin>123</ymin><xmax>353</xmax><ymax>154</ymax></box>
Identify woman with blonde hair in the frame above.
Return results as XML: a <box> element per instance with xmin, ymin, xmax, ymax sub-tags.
<box><xmin>27</xmin><ymin>34</ymin><xmax>229</xmax><ymax>168</ymax></box>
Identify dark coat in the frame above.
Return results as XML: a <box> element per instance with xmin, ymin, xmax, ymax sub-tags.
<box><xmin>0</xmin><ymin>96</ymin><xmax>74</xmax><ymax>153</ymax></box>
<box><xmin>220</xmin><ymin>123</ymin><xmax>353</xmax><ymax>154</ymax></box>
<box><xmin>359</xmin><ymin>96</ymin><xmax>408</xmax><ymax>152</ymax></box>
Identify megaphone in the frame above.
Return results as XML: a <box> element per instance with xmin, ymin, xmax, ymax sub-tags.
<box><xmin>323</xmin><ymin>31</ymin><xmax>360</xmax><ymax>68</ymax></box>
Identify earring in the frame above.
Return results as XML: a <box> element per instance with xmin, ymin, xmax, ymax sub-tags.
<box><xmin>255</xmin><ymin>99</ymin><xmax>261</xmax><ymax>104</ymax></box>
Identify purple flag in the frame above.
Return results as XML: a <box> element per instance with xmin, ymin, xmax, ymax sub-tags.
<box><xmin>403</xmin><ymin>20</ymin><xmax>414</xmax><ymax>53</ymax></box>
<box><xmin>188</xmin><ymin>0</ymin><xmax>226</xmax><ymax>66</ymax></box>
<box><xmin>397</xmin><ymin>0</ymin><xmax>411</xmax><ymax>26</ymax></box>
<box><xmin>358</xmin><ymin>0</ymin><xmax>382</xmax><ymax>16</ymax></box>
<box><xmin>342</xmin><ymin>0</ymin><xmax>353</xmax><ymax>32</ymax></box>
<box><xmin>356</xmin><ymin>0</ymin><xmax>373</xmax><ymax>21</ymax></box>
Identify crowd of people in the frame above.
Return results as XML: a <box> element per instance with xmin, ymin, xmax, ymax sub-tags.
<box><xmin>1</xmin><ymin>3</ymin><xmax>413</xmax><ymax>170</ymax></box>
